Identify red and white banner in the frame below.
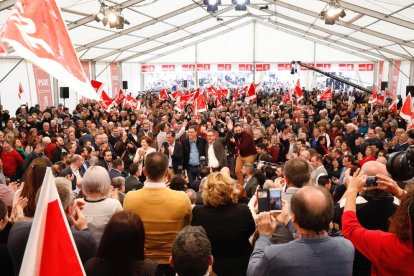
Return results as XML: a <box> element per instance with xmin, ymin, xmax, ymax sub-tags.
<box><xmin>196</xmin><ymin>64</ymin><xmax>210</xmax><ymax>71</ymax></box>
<box><xmin>0</xmin><ymin>0</ymin><xmax>97</xmax><ymax>101</ymax></box>
<box><xmin>256</xmin><ymin>64</ymin><xmax>270</xmax><ymax>71</ymax></box>
<box><xmin>110</xmin><ymin>62</ymin><xmax>120</xmax><ymax>97</ymax></box>
<box><xmin>316</xmin><ymin>64</ymin><xmax>331</xmax><ymax>71</ymax></box>
<box><xmin>239</xmin><ymin>64</ymin><xmax>253</xmax><ymax>71</ymax></box>
<box><xmin>374</xmin><ymin>94</ymin><xmax>385</xmax><ymax>106</ymax></box>
<box><xmin>124</xmin><ymin>95</ymin><xmax>139</xmax><ymax>110</ymax></box>
<box><xmin>170</xmin><ymin>90</ymin><xmax>182</xmax><ymax>101</ymax></box>
<box><xmin>20</xmin><ymin>168</ymin><xmax>85</xmax><ymax>276</ymax></box>
<box><xmin>141</xmin><ymin>65</ymin><xmax>155</xmax><ymax>73</ymax></box>
<box><xmin>339</xmin><ymin>64</ymin><xmax>355</xmax><ymax>71</ymax></box>
<box><xmin>91</xmin><ymin>80</ymin><xmax>113</xmax><ymax>111</ymax></box>
<box><xmin>182</xmin><ymin>64</ymin><xmax>195</xmax><ymax>71</ymax></box>
<box><xmin>391</xmin><ymin>60</ymin><xmax>401</xmax><ymax>99</ymax></box>
<box><xmin>277</xmin><ymin>63</ymin><xmax>293</xmax><ymax>70</ymax></box>
<box><xmin>317</xmin><ymin>87</ymin><xmax>333</xmax><ymax>101</ymax></box>
<box><xmin>217</xmin><ymin>64</ymin><xmax>232</xmax><ymax>71</ymax></box>
<box><xmin>113</xmin><ymin>89</ymin><xmax>126</xmax><ymax>105</ymax></box>
<box><xmin>378</xmin><ymin>61</ymin><xmax>384</xmax><ymax>88</ymax></box>
<box><xmin>358</xmin><ymin>64</ymin><xmax>374</xmax><ymax>71</ymax></box>
<box><xmin>162</xmin><ymin>65</ymin><xmax>175</xmax><ymax>72</ymax></box>
<box><xmin>219</xmin><ymin>86</ymin><xmax>230</xmax><ymax>98</ymax></box>
<box><xmin>33</xmin><ymin>65</ymin><xmax>53</xmax><ymax>110</ymax></box>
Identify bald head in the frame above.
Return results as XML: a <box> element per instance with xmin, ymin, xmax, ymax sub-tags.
<box><xmin>291</xmin><ymin>186</ymin><xmax>333</xmax><ymax>232</ymax></box>
<box><xmin>361</xmin><ymin>161</ymin><xmax>388</xmax><ymax>176</ymax></box>
<box><xmin>220</xmin><ymin>167</ymin><xmax>231</xmax><ymax>176</ymax></box>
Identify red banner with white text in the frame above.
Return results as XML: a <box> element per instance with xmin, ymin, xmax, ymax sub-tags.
<box><xmin>110</xmin><ymin>62</ymin><xmax>120</xmax><ymax>97</ymax></box>
<box><xmin>378</xmin><ymin>61</ymin><xmax>384</xmax><ymax>88</ymax></box>
<box><xmin>391</xmin><ymin>61</ymin><xmax>401</xmax><ymax>98</ymax></box>
<box><xmin>33</xmin><ymin>65</ymin><xmax>53</xmax><ymax>110</ymax></box>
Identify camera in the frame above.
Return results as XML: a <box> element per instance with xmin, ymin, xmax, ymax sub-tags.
<box><xmin>365</xmin><ymin>176</ymin><xmax>378</xmax><ymax>187</ymax></box>
<box><xmin>387</xmin><ymin>146</ymin><xmax>414</xmax><ymax>181</ymax></box>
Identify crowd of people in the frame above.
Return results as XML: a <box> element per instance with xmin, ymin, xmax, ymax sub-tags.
<box><xmin>0</xmin><ymin>85</ymin><xmax>413</xmax><ymax>276</ymax></box>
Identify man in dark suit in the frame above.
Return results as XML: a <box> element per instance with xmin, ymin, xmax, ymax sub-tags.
<box><xmin>182</xmin><ymin>126</ymin><xmax>206</xmax><ymax>184</ymax></box>
<box><xmin>21</xmin><ymin>143</ymin><xmax>45</xmax><ymax>173</ymax></box>
<box><xmin>98</xmin><ymin>150</ymin><xmax>113</xmax><ymax>171</ymax></box>
<box><xmin>59</xmin><ymin>154</ymin><xmax>84</xmax><ymax>190</ymax></box>
<box><xmin>108</xmin><ymin>158</ymin><xmax>125</xmax><ymax>180</ymax></box>
<box><xmin>78</xmin><ymin>128</ymin><xmax>94</xmax><ymax>147</ymax></box>
<box><xmin>51</xmin><ymin>135</ymin><xmax>66</xmax><ymax>163</ymax></box>
<box><xmin>162</xmin><ymin>130</ymin><xmax>184</xmax><ymax>175</ymax></box>
<box><xmin>242</xmin><ymin>163</ymin><xmax>258</xmax><ymax>201</ymax></box>
<box><xmin>125</xmin><ymin>163</ymin><xmax>143</xmax><ymax>192</ymax></box>
<box><xmin>205</xmin><ymin>129</ymin><xmax>227</xmax><ymax>172</ymax></box>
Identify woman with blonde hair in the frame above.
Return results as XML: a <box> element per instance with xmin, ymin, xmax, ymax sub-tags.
<box><xmin>192</xmin><ymin>172</ymin><xmax>255</xmax><ymax>276</ymax></box>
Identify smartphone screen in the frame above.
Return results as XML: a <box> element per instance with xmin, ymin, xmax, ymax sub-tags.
<box><xmin>257</xmin><ymin>189</ymin><xmax>270</xmax><ymax>213</ymax></box>
<box><xmin>269</xmin><ymin>189</ymin><xmax>282</xmax><ymax>212</ymax></box>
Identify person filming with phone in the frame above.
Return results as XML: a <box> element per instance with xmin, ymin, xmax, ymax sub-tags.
<box><xmin>248</xmin><ymin>185</ymin><xmax>354</xmax><ymax>276</ymax></box>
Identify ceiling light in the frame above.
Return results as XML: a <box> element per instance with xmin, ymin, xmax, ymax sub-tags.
<box><xmin>204</xmin><ymin>0</ymin><xmax>221</xmax><ymax>13</ymax></box>
<box><xmin>232</xmin><ymin>0</ymin><xmax>250</xmax><ymax>11</ymax></box>
<box><xmin>95</xmin><ymin>1</ymin><xmax>129</xmax><ymax>29</ymax></box>
<box><xmin>320</xmin><ymin>0</ymin><xmax>346</xmax><ymax>25</ymax></box>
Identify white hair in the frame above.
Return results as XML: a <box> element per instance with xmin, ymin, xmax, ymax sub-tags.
<box><xmin>82</xmin><ymin>166</ymin><xmax>111</xmax><ymax>197</ymax></box>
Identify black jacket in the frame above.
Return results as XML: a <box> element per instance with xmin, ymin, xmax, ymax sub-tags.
<box><xmin>162</xmin><ymin>141</ymin><xmax>184</xmax><ymax>173</ymax></box>
<box><xmin>182</xmin><ymin>137</ymin><xmax>206</xmax><ymax>169</ymax></box>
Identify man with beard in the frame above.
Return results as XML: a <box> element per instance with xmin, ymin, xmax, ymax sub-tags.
<box><xmin>227</xmin><ymin>121</ymin><xmax>257</xmax><ymax>185</ymax></box>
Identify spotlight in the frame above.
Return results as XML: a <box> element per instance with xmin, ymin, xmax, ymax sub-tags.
<box><xmin>108</xmin><ymin>12</ymin><xmax>118</xmax><ymax>25</ymax></box>
<box><xmin>259</xmin><ymin>5</ymin><xmax>269</xmax><ymax>10</ymax></box>
<box><xmin>95</xmin><ymin>11</ymin><xmax>105</xmax><ymax>22</ymax></box>
<box><xmin>320</xmin><ymin>0</ymin><xmax>346</xmax><ymax>25</ymax></box>
<box><xmin>232</xmin><ymin>0</ymin><xmax>250</xmax><ymax>11</ymax></box>
<box><xmin>204</xmin><ymin>0</ymin><xmax>221</xmax><ymax>13</ymax></box>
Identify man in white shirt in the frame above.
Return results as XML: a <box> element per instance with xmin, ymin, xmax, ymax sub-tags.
<box><xmin>205</xmin><ymin>130</ymin><xmax>227</xmax><ymax>172</ymax></box>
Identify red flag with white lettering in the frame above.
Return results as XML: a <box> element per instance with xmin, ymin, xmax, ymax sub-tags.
<box><xmin>389</xmin><ymin>99</ymin><xmax>398</xmax><ymax>114</ymax></box>
<box><xmin>245</xmin><ymin>83</ymin><xmax>260</xmax><ymax>104</ymax></box>
<box><xmin>293</xmin><ymin>79</ymin><xmax>303</xmax><ymax>101</ymax></box>
<box><xmin>193</xmin><ymin>93</ymin><xmax>207</xmax><ymax>114</ymax></box>
<box><xmin>20</xmin><ymin>168</ymin><xmax>85</xmax><ymax>276</ymax></box>
<box><xmin>317</xmin><ymin>87</ymin><xmax>333</xmax><ymax>101</ymax></box>
<box><xmin>0</xmin><ymin>0</ymin><xmax>98</xmax><ymax>100</ymax></box>
<box><xmin>124</xmin><ymin>95</ymin><xmax>139</xmax><ymax>110</ymax></box>
<box><xmin>159</xmin><ymin>89</ymin><xmax>168</xmax><ymax>101</ymax></box>
<box><xmin>113</xmin><ymin>89</ymin><xmax>126</xmax><ymax>105</ymax></box>
<box><xmin>279</xmin><ymin>91</ymin><xmax>291</xmax><ymax>106</ymax></box>
<box><xmin>368</xmin><ymin>85</ymin><xmax>378</xmax><ymax>104</ymax></box>
<box><xmin>170</xmin><ymin>90</ymin><xmax>182</xmax><ymax>101</ymax></box>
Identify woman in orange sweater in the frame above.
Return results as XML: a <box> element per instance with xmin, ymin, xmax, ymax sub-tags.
<box><xmin>342</xmin><ymin>170</ymin><xmax>414</xmax><ymax>275</ymax></box>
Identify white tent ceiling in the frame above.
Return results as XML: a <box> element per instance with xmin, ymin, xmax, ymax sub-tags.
<box><xmin>1</xmin><ymin>0</ymin><xmax>414</xmax><ymax>63</ymax></box>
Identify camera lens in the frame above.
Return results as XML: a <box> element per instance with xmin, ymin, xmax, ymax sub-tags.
<box><xmin>387</xmin><ymin>150</ymin><xmax>414</xmax><ymax>181</ymax></box>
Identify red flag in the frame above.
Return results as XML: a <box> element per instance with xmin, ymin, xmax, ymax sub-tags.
<box><xmin>99</xmin><ymin>90</ymin><xmax>113</xmax><ymax>111</ymax></box>
<box><xmin>206</xmin><ymin>85</ymin><xmax>218</xmax><ymax>98</ymax></box>
<box><xmin>193</xmin><ymin>93</ymin><xmax>207</xmax><ymax>114</ymax></box>
<box><xmin>113</xmin><ymin>89</ymin><xmax>126</xmax><ymax>105</ymax></box>
<box><xmin>279</xmin><ymin>91</ymin><xmax>291</xmax><ymax>106</ymax></box>
<box><xmin>0</xmin><ymin>0</ymin><xmax>98</xmax><ymax>100</ymax></box>
<box><xmin>389</xmin><ymin>99</ymin><xmax>398</xmax><ymax>114</ymax></box>
<box><xmin>368</xmin><ymin>85</ymin><xmax>378</xmax><ymax>104</ymax></box>
<box><xmin>233</xmin><ymin>87</ymin><xmax>240</xmax><ymax>102</ymax></box>
<box><xmin>18</xmin><ymin>82</ymin><xmax>23</xmax><ymax>99</ymax></box>
<box><xmin>159</xmin><ymin>89</ymin><xmax>168</xmax><ymax>101</ymax></box>
<box><xmin>124</xmin><ymin>95</ymin><xmax>139</xmax><ymax>110</ymax></box>
<box><xmin>400</xmin><ymin>95</ymin><xmax>412</xmax><ymax>122</ymax></box>
<box><xmin>293</xmin><ymin>79</ymin><xmax>303</xmax><ymax>101</ymax></box>
<box><xmin>407</xmin><ymin>113</ymin><xmax>414</xmax><ymax>132</ymax></box>
<box><xmin>245</xmin><ymin>83</ymin><xmax>260</xmax><ymax>104</ymax></box>
<box><xmin>385</xmin><ymin>88</ymin><xmax>394</xmax><ymax>99</ymax></box>
<box><xmin>170</xmin><ymin>89</ymin><xmax>182</xmax><ymax>101</ymax></box>
<box><xmin>317</xmin><ymin>87</ymin><xmax>333</xmax><ymax>101</ymax></box>
<box><xmin>374</xmin><ymin>94</ymin><xmax>385</xmax><ymax>106</ymax></box>
<box><xmin>91</xmin><ymin>80</ymin><xmax>104</xmax><ymax>94</ymax></box>
<box><xmin>219</xmin><ymin>86</ymin><xmax>230</xmax><ymax>98</ymax></box>
<box><xmin>20</xmin><ymin>168</ymin><xmax>84</xmax><ymax>276</ymax></box>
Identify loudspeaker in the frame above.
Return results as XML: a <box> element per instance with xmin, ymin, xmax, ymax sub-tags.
<box><xmin>60</xmin><ymin>87</ymin><xmax>69</xmax><ymax>99</ymax></box>
<box><xmin>381</xmin><ymin>81</ymin><xmax>388</xmax><ymax>91</ymax></box>
<box><xmin>183</xmin><ymin>80</ymin><xmax>188</xmax><ymax>88</ymax></box>
<box><xmin>407</xmin><ymin>86</ymin><xmax>414</xmax><ymax>97</ymax></box>
<box><xmin>122</xmin><ymin>81</ymin><xmax>128</xmax><ymax>90</ymax></box>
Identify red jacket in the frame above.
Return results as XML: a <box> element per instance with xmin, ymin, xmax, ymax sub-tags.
<box><xmin>342</xmin><ymin>211</ymin><xmax>414</xmax><ymax>276</ymax></box>
<box><xmin>45</xmin><ymin>143</ymin><xmax>57</xmax><ymax>160</ymax></box>
<box><xmin>235</xmin><ymin>132</ymin><xmax>257</xmax><ymax>157</ymax></box>
<box><xmin>1</xmin><ymin>149</ymin><xmax>24</xmax><ymax>176</ymax></box>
